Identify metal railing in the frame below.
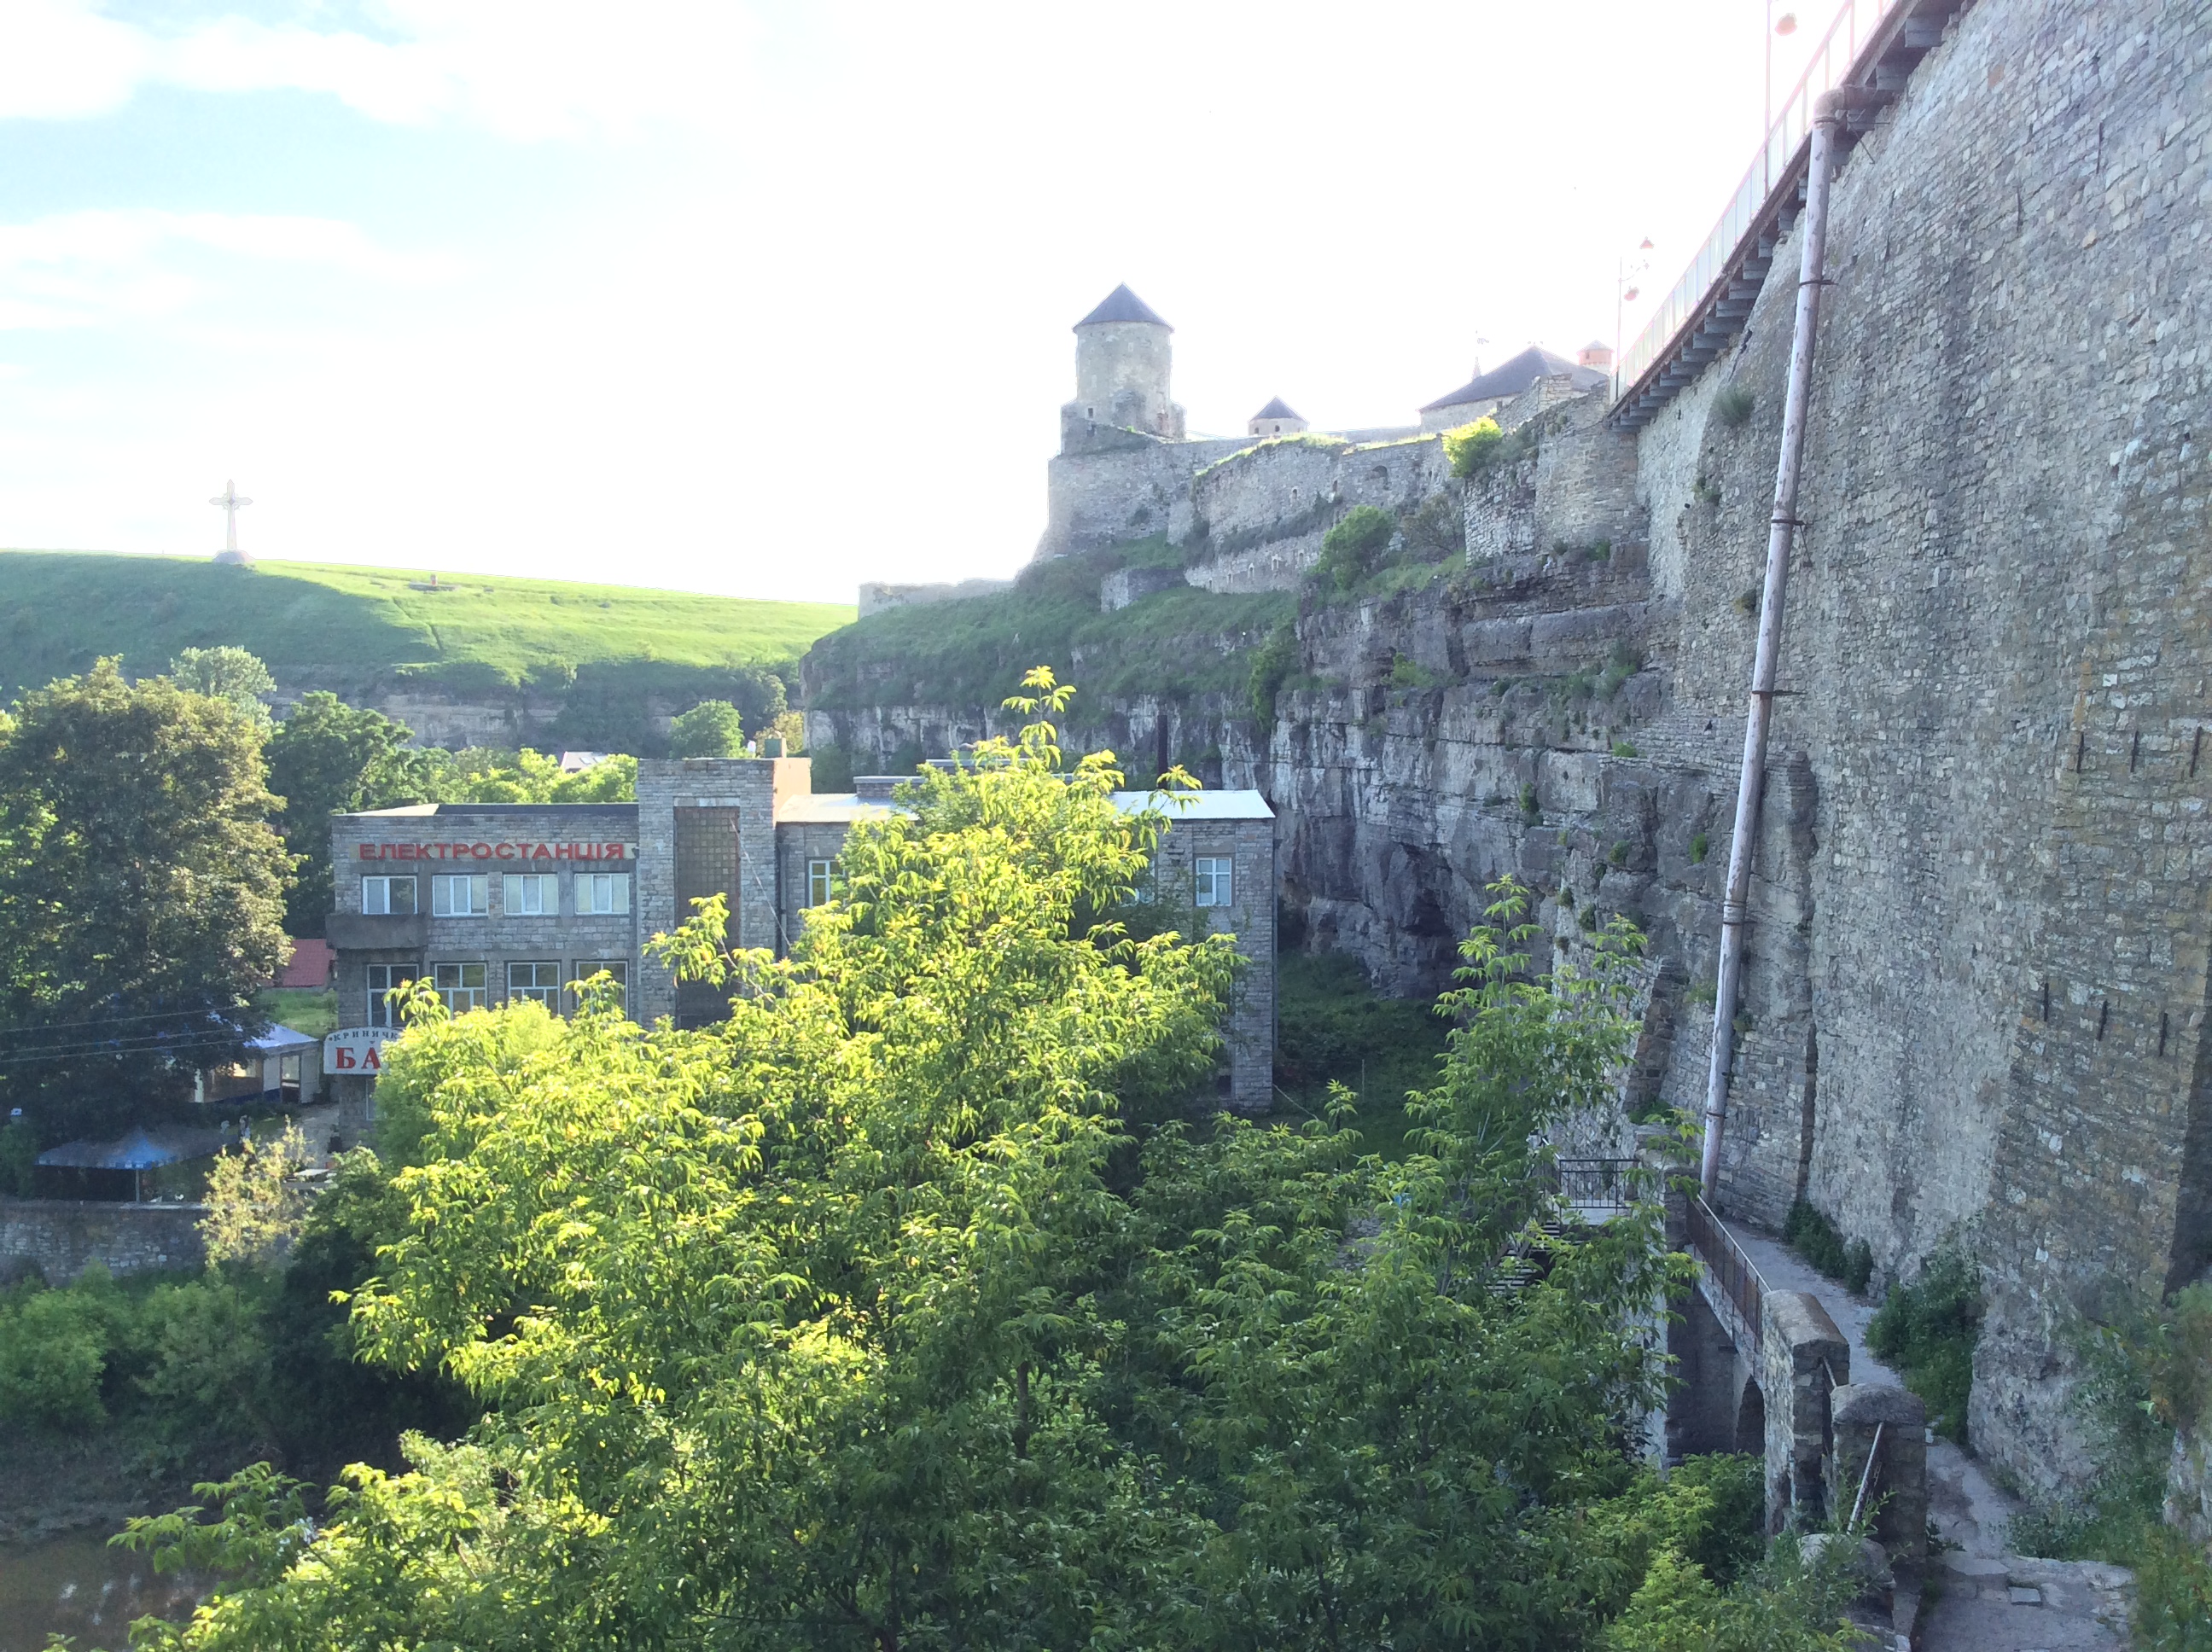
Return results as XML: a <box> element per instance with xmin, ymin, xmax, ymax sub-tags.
<box><xmin>1550</xmin><ymin>1156</ymin><xmax>1641</xmax><ymax>1213</ymax></box>
<box><xmin>1685</xmin><ymin>1194</ymin><xmax>1767</xmax><ymax>1341</ymax></box>
<box><xmin>1616</xmin><ymin>0</ymin><xmax>1912</xmax><ymax>394</ymax></box>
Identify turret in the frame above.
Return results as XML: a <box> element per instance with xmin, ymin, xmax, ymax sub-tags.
<box><xmin>1249</xmin><ymin>398</ymin><xmax>1307</xmax><ymax>438</ymax></box>
<box><xmin>1061</xmin><ymin>284</ymin><xmax>1186</xmax><ymax>450</ymax></box>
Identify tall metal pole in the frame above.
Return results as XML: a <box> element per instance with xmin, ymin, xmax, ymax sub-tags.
<box><xmin>1700</xmin><ymin>96</ymin><xmax>1841</xmax><ymax>1202</ymax></box>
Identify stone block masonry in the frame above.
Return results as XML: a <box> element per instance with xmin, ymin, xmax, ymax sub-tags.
<box><xmin>0</xmin><ymin>1198</ymin><xmax>206</xmax><ymax>1283</ymax></box>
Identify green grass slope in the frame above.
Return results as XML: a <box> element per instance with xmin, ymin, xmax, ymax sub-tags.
<box><xmin>0</xmin><ymin>551</ymin><xmax>853</xmax><ymax>699</ymax></box>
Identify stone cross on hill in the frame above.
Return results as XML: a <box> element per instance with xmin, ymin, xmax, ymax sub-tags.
<box><xmin>210</xmin><ymin>480</ymin><xmax>253</xmax><ymax>564</ymax></box>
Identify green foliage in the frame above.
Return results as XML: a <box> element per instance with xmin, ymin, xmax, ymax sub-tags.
<box><xmin>1691</xmin><ymin>832</ymin><xmax>1709</xmax><ymax>864</ymax></box>
<box><xmin>1400</xmin><ymin>490</ymin><xmax>1464</xmax><ymax>561</ymax></box>
<box><xmin>1247</xmin><ymin>621</ymin><xmax>1299</xmax><ymax>724</ymax></box>
<box><xmin>265</xmin><ymin>691</ymin><xmax>418</xmax><ymax>937</ymax></box>
<box><xmin>667</xmin><ymin>697</ymin><xmax>748</xmax><ymax>757</ymax></box>
<box><xmin>1312</xmin><ymin>503</ymin><xmax>1398</xmax><ymax>590</ymax></box>
<box><xmin>1865</xmin><ymin>1244</ymin><xmax>1982</xmax><ymax>1441</ymax></box>
<box><xmin>805</xmin><ymin>542</ymin><xmax>1294</xmax><ymax>718</ymax></box>
<box><xmin>1600</xmin><ymin>1533</ymin><xmax>1859</xmax><ymax>1652</ymax></box>
<box><xmin>0</xmin><ymin>1160</ymin><xmax>472</xmax><ymax>1475</ymax></box>
<box><xmin>1272</xmin><ymin>951</ymin><xmax>1449</xmax><ymax>1155</ymax></box>
<box><xmin>168</xmin><ymin>647</ymin><xmax>276</xmax><ymax>730</ymax></box>
<box><xmin>1388</xmin><ymin>652</ymin><xmax>1450</xmax><ymax>689</ymax></box>
<box><xmin>0</xmin><ymin>660</ymin><xmax>289</xmax><ymax>1143</ymax></box>
<box><xmin>1782</xmin><ymin>1199</ymin><xmax>1874</xmax><ymax>1295</ymax></box>
<box><xmin>0</xmin><ymin>550</ymin><xmax>850</xmax><ymax>702</ymax></box>
<box><xmin>114</xmin><ymin>680</ymin><xmax>1850</xmax><ymax>1649</ymax></box>
<box><xmin>1714</xmin><ymin>387</ymin><xmax>1757</xmax><ymax>429</ymax></box>
<box><xmin>1599</xmin><ymin>642</ymin><xmax>1644</xmax><ymax>700</ymax></box>
<box><xmin>1521</xmin><ymin>781</ymin><xmax>1540</xmax><ymax>820</ymax></box>
<box><xmin>2134</xmin><ymin>1525</ymin><xmax>2212</xmax><ymax>1652</ymax></box>
<box><xmin>0</xmin><ymin>1276</ymin><xmax>115</xmax><ymax>1430</ymax></box>
<box><xmin>1444</xmin><ymin>416</ymin><xmax>1506</xmax><ymax>477</ymax></box>
<box><xmin>0</xmin><ymin>1116</ymin><xmax>38</xmax><ymax>1196</ymax></box>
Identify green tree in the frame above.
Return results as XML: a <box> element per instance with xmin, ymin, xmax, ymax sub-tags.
<box><xmin>121</xmin><ymin>674</ymin><xmax>1836</xmax><ymax>1651</ymax></box>
<box><xmin>667</xmin><ymin>697</ymin><xmax>748</xmax><ymax>756</ymax></box>
<box><xmin>265</xmin><ymin>693</ymin><xmax>417</xmax><ymax>937</ymax></box>
<box><xmin>1312</xmin><ymin>503</ymin><xmax>1397</xmax><ymax>590</ymax></box>
<box><xmin>0</xmin><ymin>661</ymin><xmax>289</xmax><ymax>1144</ymax></box>
<box><xmin>169</xmin><ymin>648</ymin><xmax>278</xmax><ymax>730</ymax></box>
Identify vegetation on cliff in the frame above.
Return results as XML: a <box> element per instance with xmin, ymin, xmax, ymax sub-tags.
<box><xmin>114</xmin><ymin>688</ymin><xmax>1854</xmax><ymax>1650</ymax></box>
<box><xmin>803</xmin><ymin>540</ymin><xmax>1293</xmax><ymax>717</ymax></box>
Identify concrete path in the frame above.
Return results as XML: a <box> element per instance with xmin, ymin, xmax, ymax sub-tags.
<box><xmin>1730</xmin><ymin>1229</ymin><xmax>2132</xmax><ymax>1650</ymax></box>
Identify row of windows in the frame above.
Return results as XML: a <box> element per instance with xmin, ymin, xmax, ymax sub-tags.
<box><xmin>366</xmin><ymin>961</ymin><xmax>630</xmax><ymax>1024</ymax></box>
<box><xmin>364</xmin><ymin>873</ymin><xmax>631</xmax><ymax>918</ymax></box>
<box><xmin>798</xmin><ymin>857</ymin><xmax>1234</xmax><ymax>910</ymax></box>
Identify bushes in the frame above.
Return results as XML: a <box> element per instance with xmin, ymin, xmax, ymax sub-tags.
<box><xmin>0</xmin><ymin>1274</ymin><xmax>117</xmax><ymax>1429</ymax></box>
<box><xmin>1865</xmin><ymin>1244</ymin><xmax>1982</xmax><ymax>1442</ymax></box>
<box><xmin>1714</xmin><ymin>387</ymin><xmax>1757</xmax><ymax>428</ymax></box>
<box><xmin>1247</xmin><ymin>622</ymin><xmax>1298</xmax><ymax>724</ymax></box>
<box><xmin>1782</xmin><ymin>1199</ymin><xmax>1873</xmax><ymax>1294</ymax></box>
<box><xmin>1311</xmin><ymin>505</ymin><xmax>1397</xmax><ymax>590</ymax></box>
<box><xmin>1444</xmin><ymin>416</ymin><xmax>1505</xmax><ymax>478</ymax></box>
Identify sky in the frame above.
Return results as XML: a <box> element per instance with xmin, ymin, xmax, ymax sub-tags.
<box><xmin>0</xmin><ymin>1</ymin><xmax>1835</xmax><ymax>604</ymax></box>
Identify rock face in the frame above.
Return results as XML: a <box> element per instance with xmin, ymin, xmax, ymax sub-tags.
<box><xmin>801</xmin><ymin>0</ymin><xmax>2212</xmax><ymax>1502</ymax></box>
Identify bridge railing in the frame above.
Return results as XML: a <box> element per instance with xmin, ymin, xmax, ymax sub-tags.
<box><xmin>1685</xmin><ymin>1194</ymin><xmax>1767</xmax><ymax>1341</ymax></box>
<box><xmin>1616</xmin><ymin>0</ymin><xmax>1912</xmax><ymax>395</ymax></box>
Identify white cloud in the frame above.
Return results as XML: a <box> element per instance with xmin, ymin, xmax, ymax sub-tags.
<box><xmin>0</xmin><ymin>209</ymin><xmax>453</xmax><ymax>330</ymax></box>
<box><xmin>0</xmin><ymin>1</ymin><xmax>764</xmax><ymax>140</ymax></box>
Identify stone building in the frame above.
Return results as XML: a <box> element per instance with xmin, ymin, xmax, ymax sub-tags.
<box><xmin>1417</xmin><ymin>344</ymin><xmax>1612</xmax><ymax>433</ymax></box>
<box><xmin>323</xmin><ymin>760</ymin><xmax>1278</xmax><ymax>1105</ymax></box>
<box><xmin>1248</xmin><ymin>398</ymin><xmax>1307</xmax><ymax>438</ymax></box>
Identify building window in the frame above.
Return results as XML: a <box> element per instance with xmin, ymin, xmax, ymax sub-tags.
<box><xmin>432</xmin><ymin>962</ymin><xmax>487</xmax><ymax>1014</ymax></box>
<box><xmin>574</xmin><ymin>872</ymin><xmax>632</xmax><ymax>916</ymax></box>
<box><xmin>508</xmin><ymin>961</ymin><xmax>562</xmax><ymax>1008</ymax></box>
<box><xmin>503</xmin><ymin>873</ymin><xmax>560</xmax><ymax>916</ymax></box>
<box><xmin>1195</xmin><ymin>856</ymin><xmax>1233</xmax><ymax>908</ymax></box>
<box><xmin>365</xmin><ymin>964</ymin><xmax>418</xmax><ymax>1027</ymax></box>
<box><xmin>431</xmin><ymin>875</ymin><xmax>488</xmax><ymax>916</ymax></box>
<box><xmin>361</xmin><ymin>875</ymin><xmax>417</xmax><ymax>915</ymax></box>
<box><xmin>807</xmin><ymin>858</ymin><xmax>834</xmax><ymax>907</ymax></box>
<box><xmin>573</xmin><ymin>960</ymin><xmax>628</xmax><ymax>1015</ymax></box>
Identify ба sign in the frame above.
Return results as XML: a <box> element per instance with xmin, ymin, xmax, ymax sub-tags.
<box><xmin>324</xmin><ymin>1027</ymin><xmax>399</xmax><ymax>1076</ymax></box>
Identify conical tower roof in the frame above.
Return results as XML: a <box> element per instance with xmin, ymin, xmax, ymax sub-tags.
<box><xmin>1252</xmin><ymin>397</ymin><xmax>1301</xmax><ymax>421</ymax></box>
<box><xmin>1075</xmin><ymin>283</ymin><xmax>1172</xmax><ymax>330</ymax></box>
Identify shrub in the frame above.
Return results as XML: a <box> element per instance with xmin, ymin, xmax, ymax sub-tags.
<box><xmin>1612</xmin><ymin>741</ymin><xmax>1640</xmax><ymax>759</ymax></box>
<box><xmin>1389</xmin><ymin>654</ymin><xmax>1449</xmax><ymax>690</ymax></box>
<box><xmin>1400</xmin><ymin>492</ymin><xmax>1464</xmax><ymax>561</ymax></box>
<box><xmin>1609</xmin><ymin>841</ymin><xmax>1629</xmax><ymax>865</ymax></box>
<box><xmin>1444</xmin><ymin>416</ymin><xmax>1505</xmax><ymax>478</ymax></box>
<box><xmin>1714</xmin><ymin>387</ymin><xmax>1757</xmax><ymax>428</ymax></box>
<box><xmin>1693</xmin><ymin>477</ymin><xmax>1723</xmax><ymax>506</ymax></box>
<box><xmin>1312</xmin><ymin>505</ymin><xmax>1398</xmax><ymax>590</ymax></box>
<box><xmin>0</xmin><ymin>1282</ymin><xmax>113</xmax><ymax>1431</ymax></box>
<box><xmin>1248</xmin><ymin>622</ymin><xmax>1299</xmax><ymax>724</ymax></box>
<box><xmin>668</xmin><ymin>698</ymin><xmax>748</xmax><ymax>757</ymax></box>
<box><xmin>1519</xmin><ymin>782</ymin><xmax>1540</xmax><ymax>820</ymax></box>
<box><xmin>1866</xmin><ymin>1244</ymin><xmax>1982</xmax><ymax>1442</ymax></box>
<box><xmin>2134</xmin><ymin>1524</ymin><xmax>2212</xmax><ymax>1651</ymax></box>
<box><xmin>0</xmin><ymin>1118</ymin><xmax>35</xmax><ymax>1197</ymax></box>
<box><xmin>1782</xmin><ymin>1199</ymin><xmax>1874</xmax><ymax>1295</ymax></box>
<box><xmin>1690</xmin><ymin>832</ymin><xmax>1709</xmax><ymax>864</ymax></box>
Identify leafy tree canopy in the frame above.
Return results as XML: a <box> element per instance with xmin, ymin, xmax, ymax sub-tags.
<box><xmin>667</xmin><ymin>696</ymin><xmax>748</xmax><ymax>756</ymax></box>
<box><xmin>124</xmin><ymin>672</ymin><xmax>1848</xmax><ymax>1651</ymax></box>
<box><xmin>168</xmin><ymin>647</ymin><xmax>276</xmax><ymax>730</ymax></box>
<box><xmin>0</xmin><ymin>660</ymin><xmax>289</xmax><ymax>1143</ymax></box>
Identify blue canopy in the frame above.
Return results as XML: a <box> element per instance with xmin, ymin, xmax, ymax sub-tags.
<box><xmin>38</xmin><ymin>1125</ymin><xmax>232</xmax><ymax>1171</ymax></box>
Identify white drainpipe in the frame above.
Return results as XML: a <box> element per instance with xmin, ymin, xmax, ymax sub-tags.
<box><xmin>1701</xmin><ymin>93</ymin><xmax>1848</xmax><ymax>1203</ymax></box>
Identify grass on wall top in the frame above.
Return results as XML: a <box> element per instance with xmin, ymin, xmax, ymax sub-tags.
<box><xmin>0</xmin><ymin>550</ymin><xmax>855</xmax><ymax>698</ymax></box>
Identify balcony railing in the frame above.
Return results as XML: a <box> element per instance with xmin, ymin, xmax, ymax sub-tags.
<box><xmin>1550</xmin><ymin>1155</ymin><xmax>1642</xmax><ymax>1215</ymax></box>
<box><xmin>1615</xmin><ymin>0</ymin><xmax>1917</xmax><ymax>398</ymax></box>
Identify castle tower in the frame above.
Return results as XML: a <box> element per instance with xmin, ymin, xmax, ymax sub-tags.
<box><xmin>1249</xmin><ymin>398</ymin><xmax>1307</xmax><ymax>438</ymax></box>
<box><xmin>1061</xmin><ymin>284</ymin><xmax>1186</xmax><ymax>451</ymax></box>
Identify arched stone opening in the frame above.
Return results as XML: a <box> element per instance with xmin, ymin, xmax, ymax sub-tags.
<box><xmin>1735</xmin><ymin>1381</ymin><xmax>1767</xmax><ymax>1456</ymax></box>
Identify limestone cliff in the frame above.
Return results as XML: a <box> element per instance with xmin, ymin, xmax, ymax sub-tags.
<box><xmin>800</xmin><ymin>0</ymin><xmax>2210</xmax><ymax>1501</ymax></box>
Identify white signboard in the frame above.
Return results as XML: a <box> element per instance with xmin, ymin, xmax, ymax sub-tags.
<box><xmin>324</xmin><ymin>1027</ymin><xmax>399</xmax><ymax>1076</ymax></box>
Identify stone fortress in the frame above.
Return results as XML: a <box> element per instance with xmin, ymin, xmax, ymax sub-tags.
<box><xmin>805</xmin><ymin>0</ymin><xmax>2212</xmax><ymax>1513</ymax></box>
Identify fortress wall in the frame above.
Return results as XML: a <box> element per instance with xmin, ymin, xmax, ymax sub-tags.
<box><xmin>1039</xmin><ymin>438</ymin><xmax>1244</xmax><ymax>559</ymax></box>
<box><xmin>1639</xmin><ymin>0</ymin><xmax>2210</xmax><ymax>1491</ymax></box>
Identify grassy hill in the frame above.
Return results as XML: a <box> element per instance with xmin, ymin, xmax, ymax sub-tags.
<box><xmin>0</xmin><ymin>551</ymin><xmax>853</xmax><ymax>700</ymax></box>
